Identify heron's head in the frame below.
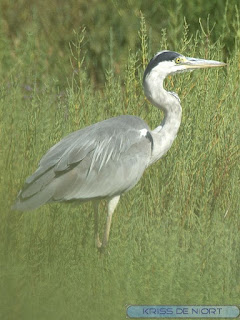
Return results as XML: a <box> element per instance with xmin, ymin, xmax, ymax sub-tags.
<box><xmin>143</xmin><ymin>50</ymin><xmax>226</xmax><ymax>81</ymax></box>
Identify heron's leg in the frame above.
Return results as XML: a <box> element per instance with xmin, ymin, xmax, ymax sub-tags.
<box><xmin>102</xmin><ymin>195</ymin><xmax>120</xmax><ymax>248</ymax></box>
<box><xmin>93</xmin><ymin>201</ymin><xmax>102</xmax><ymax>248</ymax></box>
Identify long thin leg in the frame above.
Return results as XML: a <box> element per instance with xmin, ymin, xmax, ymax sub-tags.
<box><xmin>93</xmin><ymin>200</ymin><xmax>102</xmax><ymax>248</ymax></box>
<box><xmin>102</xmin><ymin>195</ymin><xmax>120</xmax><ymax>248</ymax></box>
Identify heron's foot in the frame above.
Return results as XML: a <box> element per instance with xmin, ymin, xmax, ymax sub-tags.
<box><xmin>97</xmin><ymin>243</ymin><xmax>111</xmax><ymax>255</ymax></box>
<box><xmin>95</xmin><ymin>235</ymin><xmax>108</xmax><ymax>254</ymax></box>
<box><xmin>95</xmin><ymin>235</ymin><xmax>102</xmax><ymax>249</ymax></box>
<box><xmin>97</xmin><ymin>244</ymin><xmax>106</xmax><ymax>254</ymax></box>
<box><xmin>96</xmin><ymin>236</ymin><xmax>108</xmax><ymax>253</ymax></box>
<box><xmin>98</xmin><ymin>239</ymin><xmax>109</xmax><ymax>253</ymax></box>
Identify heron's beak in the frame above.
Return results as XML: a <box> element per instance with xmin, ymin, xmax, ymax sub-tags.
<box><xmin>183</xmin><ymin>57</ymin><xmax>227</xmax><ymax>69</ymax></box>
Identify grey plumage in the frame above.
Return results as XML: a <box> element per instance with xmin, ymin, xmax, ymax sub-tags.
<box><xmin>13</xmin><ymin>50</ymin><xmax>226</xmax><ymax>249</ymax></box>
<box><xmin>13</xmin><ymin>115</ymin><xmax>152</xmax><ymax>210</ymax></box>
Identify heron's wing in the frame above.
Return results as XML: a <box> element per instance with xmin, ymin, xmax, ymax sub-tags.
<box><xmin>14</xmin><ymin>115</ymin><xmax>153</xmax><ymax>210</ymax></box>
<box><xmin>52</xmin><ymin>126</ymin><xmax>152</xmax><ymax>201</ymax></box>
<box><xmin>27</xmin><ymin>115</ymin><xmax>150</xmax><ymax>179</ymax></box>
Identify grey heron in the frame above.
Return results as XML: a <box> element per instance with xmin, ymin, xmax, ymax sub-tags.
<box><xmin>13</xmin><ymin>50</ymin><xmax>226</xmax><ymax>249</ymax></box>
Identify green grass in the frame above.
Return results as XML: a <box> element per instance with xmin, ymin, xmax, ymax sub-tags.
<box><xmin>0</xmin><ymin>13</ymin><xmax>240</xmax><ymax>320</ymax></box>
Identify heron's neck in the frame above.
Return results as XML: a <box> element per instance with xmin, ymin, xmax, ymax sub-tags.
<box><xmin>143</xmin><ymin>73</ymin><xmax>182</xmax><ymax>165</ymax></box>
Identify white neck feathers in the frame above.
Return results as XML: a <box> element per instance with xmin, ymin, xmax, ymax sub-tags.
<box><xmin>143</xmin><ymin>70</ymin><xmax>182</xmax><ymax>165</ymax></box>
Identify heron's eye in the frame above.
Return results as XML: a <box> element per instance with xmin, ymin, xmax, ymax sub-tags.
<box><xmin>175</xmin><ymin>57</ymin><xmax>181</xmax><ymax>64</ymax></box>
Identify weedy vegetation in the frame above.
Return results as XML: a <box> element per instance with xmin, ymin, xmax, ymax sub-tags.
<box><xmin>0</xmin><ymin>3</ymin><xmax>239</xmax><ymax>320</ymax></box>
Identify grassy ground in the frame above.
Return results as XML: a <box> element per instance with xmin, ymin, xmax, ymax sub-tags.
<box><xmin>0</xmin><ymin>11</ymin><xmax>239</xmax><ymax>320</ymax></box>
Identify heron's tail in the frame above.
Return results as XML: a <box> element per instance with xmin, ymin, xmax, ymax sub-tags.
<box><xmin>12</xmin><ymin>186</ymin><xmax>54</xmax><ymax>211</ymax></box>
<box><xmin>12</xmin><ymin>168</ymin><xmax>55</xmax><ymax>211</ymax></box>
